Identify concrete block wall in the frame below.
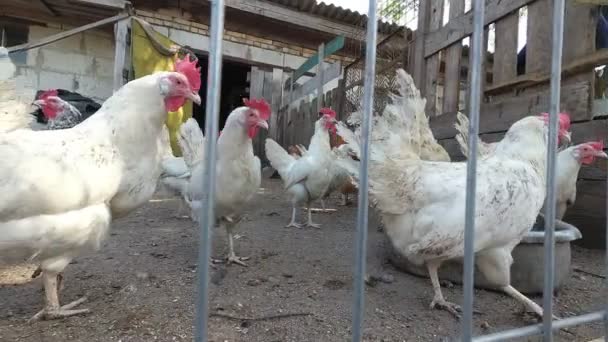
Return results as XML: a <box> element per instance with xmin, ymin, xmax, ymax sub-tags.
<box><xmin>12</xmin><ymin>23</ymin><xmax>114</xmax><ymax>103</ymax></box>
<box><xmin>135</xmin><ymin>9</ymin><xmax>355</xmax><ymax>66</ymax></box>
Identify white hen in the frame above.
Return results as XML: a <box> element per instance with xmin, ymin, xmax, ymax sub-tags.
<box><xmin>454</xmin><ymin>114</ymin><xmax>605</xmax><ymax>221</ymax></box>
<box><xmin>0</xmin><ymin>56</ymin><xmax>202</xmax><ymax>321</ymax></box>
<box><xmin>335</xmin><ymin>68</ymin><xmax>572</xmax><ymax>318</ymax></box>
<box><xmin>187</xmin><ymin>99</ymin><xmax>271</xmax><ymax>266</ymax></box>
<box><xmin>265</xmin><ymin>108</ymin><xmax>337</xmax><ymax>228</ymax></box>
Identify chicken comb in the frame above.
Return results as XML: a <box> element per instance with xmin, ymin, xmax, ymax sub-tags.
<box><xmin>319</xmin><ymin>107</ymin><xmax>336</xmax><ymax>119</ymax></box>
<box><xmin>243</xmin><ymin>98</ymin><xmax>271</xmax><ymax>120</ymax></box>
<box><xmin>540</xmin><ymin>112</ymin><xmax>571</xmax><ymax>130</ymax></box>
<box><xmin>588</xmin><ymin>140</ymin><xmax>605</xmax><ymax>151</ymax></box>
<box><xmin>174</xmin><ymin>54</ymin><xmax>201</xmax><ymax>92</ymax></box>
<box><xmin>39</xmin><ymin>89</ymin><xmax>58</xmax><ymax>100</ymax></box>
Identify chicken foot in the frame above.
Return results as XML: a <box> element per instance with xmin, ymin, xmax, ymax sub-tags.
<box><xmin>502</xmin><ymin>285</ymin><xmax>557</xmax><ymax>320</ymax></box>
<box><xmin>213</xmin><ymin>218</ymin><xmax>249</xmax><ymax>266</ymax></box>
<box><xmin>427</xmin><ymin>260</ymin><xmax>462</xmax><ymax>319</ymax></box>
<box><xmin>29</xmin><ymin>271</ymin><xmax>89</xmax><ymax>322</ymax></box>
<box><xmin>285</xmin><ymin>206</ymin><xmax>303</xmax><ymax>228</ymax></box>
<box><xmin>306</xmin><ymin>202</ymin><xmax>321</xmax><ymax>228</ymax></box>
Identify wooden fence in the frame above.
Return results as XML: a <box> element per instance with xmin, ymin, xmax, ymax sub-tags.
<box><xmin>413</xmin><ymin>0</ymin><xmax>608</xmax><ymax>248</ymax></box>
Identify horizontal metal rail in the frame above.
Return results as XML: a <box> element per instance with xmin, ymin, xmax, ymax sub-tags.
<box><xmin>474</xmin><ymin>311</ymin><xmax>607</xmax><ymax>342</ymax></box>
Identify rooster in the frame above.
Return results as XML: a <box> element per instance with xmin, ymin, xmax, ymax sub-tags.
<box><xmin>0</xmin><ymin>56</ymin><xmax>201</xmax><ymax>321</ymax></box>
<box><xmin>32</xmin><ymin>90</ymin><xmax>86</xmax><ymax>130</ymax></box>
<box><xmin>454</xmin><ymin>114</ymin><xmax>606</xmax><ymax>220</ymax></box>
<box><xmin>335</xmin><ymin>68</ymin><xmax>572</xmax><ymax>318</ymax></box>
<box><xmin>265</xmin><ymin>108</ymin><xmax>337</xmax><ymax>228</ymax></box>
<box><xmin>185</xmin><ymin>98</ymin><xmax>271</xmax><ymax>266</ymax></box>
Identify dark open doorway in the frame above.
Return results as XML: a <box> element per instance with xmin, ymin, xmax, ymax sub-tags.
<box><xmin>192</xmin><ymin>55</ymin><xmax>251</xmax><ymax>133</ymax></box>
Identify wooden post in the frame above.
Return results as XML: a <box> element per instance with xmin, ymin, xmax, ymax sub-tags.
<box><xmin>442</xmin><ymin>0</ymin><xmax>465</xmax><ymax>114</ymax></box>
<box><xmin>412</xmin><ymin>0</ymin><xmax>431</xmax><ymax>90</ymax></box>
<box><xmin>424</xmin><ymin>0</ymin><xmax>444</xmax><ymax>116</ymax></box>
<box><xmin>317</xmin><ymin>43</ymin><xmax>325</xmax><ymax>112</ymax></box>
<box><xmin>270</xmin><ymin>68</ymin><xmax>283</xmax><ymax>140</ymax></box>
<box><xmin>113</xmin><ymin>18</ymin><xmax>129</xmax><ymax>92</ymax></box>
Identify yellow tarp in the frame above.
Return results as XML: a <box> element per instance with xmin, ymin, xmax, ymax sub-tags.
<box><xmin>131</xmin><ymin>19</ymin><xmax>192</xmax><ymax>157</ymax></box>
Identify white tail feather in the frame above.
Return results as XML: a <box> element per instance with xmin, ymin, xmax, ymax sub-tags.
<box><xmin>265</xmin><ymin>138</ymin><xmax>296</xmax><ymax>181</ymax></box>
<box><xmin>178</xmin><ymin>118</ymin><xmax>205</xmax><ymax>169</ymax></box>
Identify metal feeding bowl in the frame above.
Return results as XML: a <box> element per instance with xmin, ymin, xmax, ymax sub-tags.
<box><xmin>386</xmin><ymin>216</ymin><xmax>582</xmax><ymax>294</ymax></box>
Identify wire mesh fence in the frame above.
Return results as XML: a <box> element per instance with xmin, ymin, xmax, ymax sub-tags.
<box><xmin>194</xmin><ymin>0</ymin><xmax>608</xmax><ymax>341</ymax></box>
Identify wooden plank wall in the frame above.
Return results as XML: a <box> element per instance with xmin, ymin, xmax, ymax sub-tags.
<box><xmin>416</xmin><ymin>0</ymin><xmax>604</xmax><ymax>248</ymax></box>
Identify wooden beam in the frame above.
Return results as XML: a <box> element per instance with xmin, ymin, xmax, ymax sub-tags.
<box><xmin>424</xmin><ymin>0</ymin><xmax>536</xmax><ymax>58</ymax></box>
<box><xmin>485</xmin><ymin>49</ymin><xmax>608</xmax><ymax>95</ymax></box>
<box><xmin>412</xmin><ymin>0</ymin><xmax>431</xmax><ymax>89</ymax></box>
<box><xmin>223</xmin><ymin>0</ymin><xmax>367</xmax><ymax>41</ymax></box>
<box><xmin>430</xmin><ymin>79</ymin><xmax>592</xmax><ymax>140</ymax></box>
<box><xmin>284</xmin><ymin>35</ymin><xmax>344</xmax><ymax>86</ymax></box>
<box><xmin>68</xmin><ymin>0</ymin><xmax>127</xmax><ymax>10</ymax></box>
<box><xmin>39</xmin><ymin>0</ymin><xmax>60</xmax><ymax>16</ymax></box>
<box><xmin>7</xmin><ymin>12</ymin><xmax>129</xmax><ymax>53</ymax></box>
<box><xmin>113</xmin><ymin>17</ymin><xmax>129</xmax><ymax>92</ymax></box>
<box><xmin>281</xmin><ymin>62</ymin><xmax>341</xmax><ymax>108</ymax></box>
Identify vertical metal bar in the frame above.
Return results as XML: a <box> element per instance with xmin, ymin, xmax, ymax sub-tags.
<box><xmin>194</xmin><ymin>0</ymin><xmax>225</xmax><ymax>341</ymax></box>
<box><xmin>605</xmin><ymin>140</ymin><xmax>608</xmax><ymax>342</ymax></box>
<box><xmin>462</xmin><ymin>0</ymin><xmax>485</xmax><ymax>340</ymax></box>
<box><xmin>318</xmin><ymin>43</ymin><xmax>325</xmax><ymax>112</ymax></box>
<box><xmin>542</xmin><ymin>0</ymin><xmax>565</xmax><ymax>340</ymax></box>
<box><xmin>351</xmin><ymin>0</ymin><xmax>378</xmax><ymax>341</ymax></box>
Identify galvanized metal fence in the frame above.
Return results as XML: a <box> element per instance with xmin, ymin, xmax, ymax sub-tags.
<box><xmin>194</xmin><ymin>0</ymin><xmax>608</xmax><ymax>341</ymax></box>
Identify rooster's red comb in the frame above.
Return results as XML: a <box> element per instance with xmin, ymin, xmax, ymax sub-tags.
<box><xmin>540</xmin><ymin>112</ymin><xmax>571</xmax><ymax>130</ymax></box>
<box><xmin>319</xmin><ymin>107</ymin><xmax>336</xmax><ymax>119</ymax></box>
<box><xmin>39</xmin><ymin>89</ymin><xmax>58</xmax><ymax>101</ymax></box>
<box><xmin>243</xmin><ymin>98</ymin><xmax>271</xmax><ymax>120</ymax></box>
<box><xmin>588</xmin><ymin>140</ymin><xmax>605</xmax><ymax>151</ymax></box>
<box><xmin>174</xmin><ymin>54</ymin><xmax>201</xmax><ymax>92</ymax></box>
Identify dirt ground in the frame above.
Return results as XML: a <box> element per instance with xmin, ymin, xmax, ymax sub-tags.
<box><xmin>0</xmin><ymin>178</ymin><xmax>606</xmax><ymax>342</ymax></box>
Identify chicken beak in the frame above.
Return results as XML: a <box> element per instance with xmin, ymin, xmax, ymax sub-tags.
<box><xmin>257</xmin><ymin>119</ymin><xmax>269</xmax><ymax>130</ymax></box>
<box><xmin>561</xmin><ymin>131</ymin><xmax>572</xmax><ymax>144</ymax></box>
<box><xmin>32</xmin><ymin>99</ymin><xmax>45</xmax><ymax>108</ymax></box>
<box><xmin>188</xmin><ymin>92</ymin><xmax>202</xmax><ymax>105</ymax></box>
<box><xmin>595</xmin><ymin>150</ymin><xmax>608</xmax><ymax>159</ymax></box>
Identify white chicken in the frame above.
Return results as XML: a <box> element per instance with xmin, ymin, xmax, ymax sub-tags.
<box><xmin>0</xmin><ymin>56</ymin><xmax>202</xmax><ymax>321</ymax></box>
<box><xmin>265</xmin><ymin>108</ymin><xmax>337</xmax><ymax>228</ymax></box>
<box><xmin>454</xmin><ymin>114</ymin><xmax>607</xmax><ymax>220</ymax></box>
<box><xmin>156</xmin><ymin>123</ymin><xmax>195</xmax><ymax>219</ymax></box>
<box><xmin>186</xmin><ymin>98</ymin><xmax>270</xmax><ymax>266</ymax></box>
<box><xmin>335</xmin><ymin>68</ymin><xmax>572</xmax><ymax>318</ymax></box>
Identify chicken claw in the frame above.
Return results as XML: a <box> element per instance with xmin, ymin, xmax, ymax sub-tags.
<box><xmin>29</xmin><ymin>297</ymin><xmax>89</xmax><ymax>322</ymax></box>
<box><xmin>430</xmin><ymin>298</ymin><xmax>462</xmax><ymax>319</ymax></box>
<box><xmin>306</xmin><ymin>222</ymin><xmax>321</xmax><ymax>229</ymax></box>
<box><xmin>227</xmin><ymin>255</ymin><xmax>250</xmax><ymax>267</ymax></box>
<box><xmin>285</xmin><ymin>221</ymin><xmax>303</xmax><ymax>228</ymax></box>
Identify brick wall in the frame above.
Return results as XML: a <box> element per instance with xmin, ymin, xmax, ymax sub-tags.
<box><xmin>13</xmin><ymin>23</ymin><xmax>114</xmax><ymax>103</ymax></box>
<box><xmin>135</xmin><ymin>9</ymin><xmax>355</xmax><ymax>66</ymax></box>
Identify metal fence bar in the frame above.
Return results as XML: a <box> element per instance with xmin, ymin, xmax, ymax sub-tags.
<box><xmin>461</xmin><ymin>0</ymin><xmax>485</xmax><ymax>339</ymax></box>
<box><xmin>474</xmin><ymin>311</ymin><xmax>606</xmax><ymax>342</ymax></box>
<box><xmin>351</xmin><ymin>0</ymin><xmax>378</xmax><ymax>341</ymax></box>
<box><xmin>542</xmin><ymin>0</ymin><xmax>566</xmax><ymax>340</ymax></box>
<box><xmin>194</xmin><ymin>0</ymin><xmax>225</xmax><ymax>341</ymax></box>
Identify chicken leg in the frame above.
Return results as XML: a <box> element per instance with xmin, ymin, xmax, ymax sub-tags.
<box><xmin>476</xmin><ymin>247</ymin><xmax>554</xmax><ymax>320</ymax></box>
<box><xmin>286</xmin><ymin>206</ymin><xmax>302</xmax><ymax>228</ymax></box>
<box><xmin>213</xmin><ymin>218</ymin><xmax>249</xmax><ymax>267</ymax></box>
<box><xmin>29</xmin><ymin>271</ymin><xmax>89</xmax><ymax>322</ymax></box>
<box><xmin>306</xmin><ymin>201</ymin><xmax>321</xmax><ymax>228</ymax></box>
<box><xmin>427</xmin><ymin>260</ymin><xmax>461</xmax><ymax>319</ymax></box>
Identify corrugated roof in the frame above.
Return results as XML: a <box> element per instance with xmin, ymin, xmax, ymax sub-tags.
<box><xmin>265</xmin><ymin>0</ymin><xmax>404</xmax><ymax>35</ymax></box>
